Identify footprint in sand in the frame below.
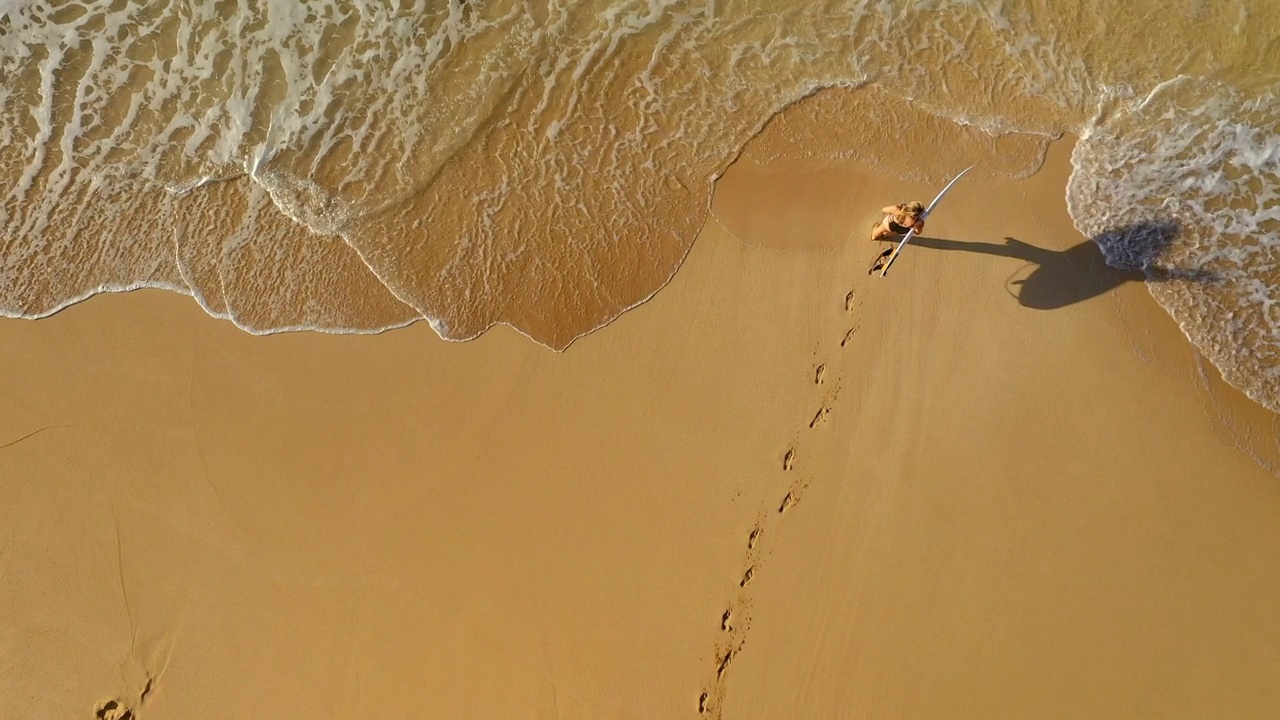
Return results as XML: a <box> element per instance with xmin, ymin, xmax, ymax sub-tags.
<box><xmin>699</xmin><ymin>692</ymin><xmax>709</xmax><ymax>714</ymax></box>
<box><xmin>782</xmin><ymin>447</ymin><xmax>795</xmax><ymax>471</ymax></box>
<box><xmin>747</xmin><ymin>527</ymin><xmax>761</xmax><ymax>550</ymax></box>
<box><xmin>739</xmin><ymin>566</ymin><xmax>755</xmax><ymax>588</ymax></box>
<box><xmin>779</xmin><ymin>492</ymin><xmax>795</xmax><ymax>514</ymax></box>
<box><xmin>809</xmin><ymin>407</ymin><xmax>829</xmax><ymax>428</ymax></box>
<box><xmin>94</xmin><ymin>700</ymin><xmax>133</xmax><ymax>720</ymax></box>
<box><xmin>869</xmin><ymin>248</ymin><xmax>895</xmax><ymax>275</ymax></box>
<box><xmin>845</xmin><ymin>290</ymin><xmax>856</xmax><ymax>312</ymax></box>
<box><xmin>716</xmin><ymin>649</ymin><xmax>735</xmax><ymax>679</ymax></box>
<box><xmin>840</xmin><ymin>326</ymin><xmax>858</xmax><ymax>347</ymax></box>
<box><xmin>814</xmin><ymin>364</ymin><xmax>825</xmax><ymax>385</ymax></box>
<box><xmin>721</xmin><ymin>609</ymin><xmax>733</xmax><ymax>631</ymax></box>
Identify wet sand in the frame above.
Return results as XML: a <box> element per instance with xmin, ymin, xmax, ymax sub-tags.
<box><xmin>3</xmin><ymin>133</ymin><xmax>1280</xmax><ymax>719</ymax></box>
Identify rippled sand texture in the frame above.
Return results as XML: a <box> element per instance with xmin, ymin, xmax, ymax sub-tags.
<box><xmin>2</xmin><ymin>1</ymin><xmax>1280</xmax><ymax>393</ymax></box>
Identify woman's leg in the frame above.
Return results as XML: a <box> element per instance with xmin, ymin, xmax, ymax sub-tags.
<box><xmin>870</xmin><ymin>217</ymin><xmax>891</xmax><ymax>241</ymax></box>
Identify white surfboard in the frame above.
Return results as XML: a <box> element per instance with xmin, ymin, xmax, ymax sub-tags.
<box><xmin>878</xmin><ymin>164</ymin><xmax>977</xmax><ymax>277</ymax></box>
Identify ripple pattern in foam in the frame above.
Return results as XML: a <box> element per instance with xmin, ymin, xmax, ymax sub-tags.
<box><xmin>1068</xmin><ymin>79</ymin><xmax>1280</xmax><ymax>412</ymax></box>
<box><xmin>0</xmin><ymin>0</ymin><xmax>524</xmax><ymax>330</ymax></box>
<box><xmin>0</xmin><ymin>0</ymin><xmax>1129</xmax><ymax>345</ymax></box>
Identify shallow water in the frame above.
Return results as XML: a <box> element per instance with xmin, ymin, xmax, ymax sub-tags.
<box><xmin>2</xmin><ymin>1</ymin><xmax>1278</xmax><ymax>407</ymax></box>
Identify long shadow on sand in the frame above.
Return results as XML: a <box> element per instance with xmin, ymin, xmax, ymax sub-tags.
<box><xmin>907</xmin><ymin>220</ymin><xmax>1214</xmax><ymax>310</ymax></box>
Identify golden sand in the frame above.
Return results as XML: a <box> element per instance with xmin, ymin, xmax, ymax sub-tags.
<box><xmin>3</xmin><ymin>129</ymin><xmax>1280</xmax><ymax>720</ymax></box>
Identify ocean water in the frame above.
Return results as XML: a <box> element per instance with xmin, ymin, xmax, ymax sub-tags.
<box><xmin>2</xmin><ymin>1</ymin><xmax>1278</xmax><ymax>408</ymax></box>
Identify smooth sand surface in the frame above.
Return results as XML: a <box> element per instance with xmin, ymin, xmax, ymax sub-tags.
<box><xmin>3</xmin><ymin>130</ymin><xmax>1280</xmax><ymax>719</ymax></box>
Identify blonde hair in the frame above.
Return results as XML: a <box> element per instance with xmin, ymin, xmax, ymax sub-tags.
<box><xmin>895</xmin><ymin>201</ymin><xmax>924</xmax><ymax>224</ymax></box>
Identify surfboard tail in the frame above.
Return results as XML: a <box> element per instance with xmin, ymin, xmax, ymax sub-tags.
<box><xmin>878</xmin><ymin>229</ymin><xmax>917</xmax><ymax>277</ymax></box>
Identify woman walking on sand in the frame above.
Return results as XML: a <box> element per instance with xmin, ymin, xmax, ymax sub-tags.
<box><xmin>871</xmin><ymin>201</ymin><xmax>926</xmax><ymax>242</ymax></box>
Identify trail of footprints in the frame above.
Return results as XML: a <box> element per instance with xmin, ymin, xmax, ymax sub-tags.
<box><xmin>698</xmin><ymin>290</ymin><xmax>860</xmax><ymax>717</ymax></box>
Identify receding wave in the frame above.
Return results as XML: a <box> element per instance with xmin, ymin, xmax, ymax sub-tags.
<box><xmin>2</xmin><ymin>0</ymin><xmax>1279</xmax><ymax>408</ymax></box>
<box><xmin>1068</xmin><ymin>79</ymin><xmax>1280</xmax><ymax>412</ymax></box>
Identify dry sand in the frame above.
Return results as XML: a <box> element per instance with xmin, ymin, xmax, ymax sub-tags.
<box><xmin>3</xmin><ymin>129</ymin><xmax>1280</xmax><ymax>719</ymax></box>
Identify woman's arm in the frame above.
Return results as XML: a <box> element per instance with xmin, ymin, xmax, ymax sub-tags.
<box><xmin>881</xmin><ymin>205</ymin><xmax>900</xmax><ymax>215</ymax></box>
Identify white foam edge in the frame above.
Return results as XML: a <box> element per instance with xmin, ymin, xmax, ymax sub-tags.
<box><xmin>0</xmin><ymin>277</ymin><xmax>424</xmax><ymax>336</ymax></box>
<box><xmin>168</xmin><ymin>236</ymin><xmax>426</xmax><ymax>337</ymax></box>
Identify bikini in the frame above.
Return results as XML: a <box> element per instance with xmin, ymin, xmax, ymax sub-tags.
<box><xmin>887</xmin><ymin>219</ymin><xmax>914</xmax><ymax>234</ymax></box>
